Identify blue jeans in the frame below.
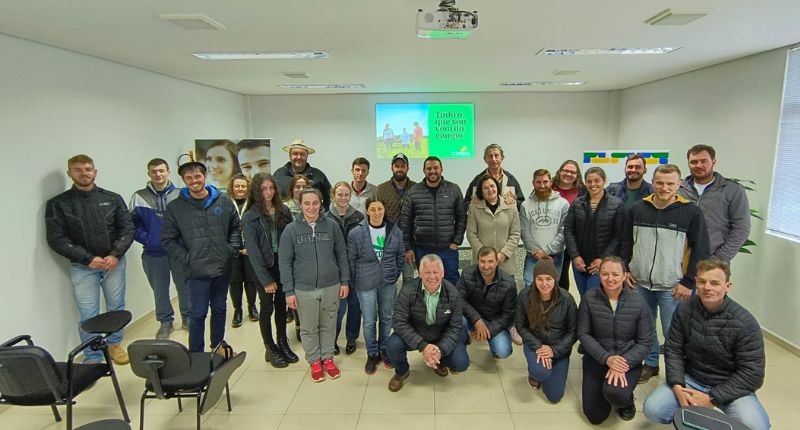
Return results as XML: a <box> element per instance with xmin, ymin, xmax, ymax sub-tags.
<box><xmin>70</xmin><ymin>256</ymin><xmax>127</xmax><ymax>362</ymax></box>
<box><xmin>636</xmin><ymin>286</ymin><xmax>681</xmax><ymax>367</ymax></box>
<box><xmin>414</xmin><ymin>246</ymin><xmax>460</xmax><ymax>286</ymax></box>
<box><xmin>385</xmin><ymin>333</ymin><xmax>469</xmax><ymax>377</ymax></box>
<box><xmin>643</xmin><ymin>375</ymin><xmax>771</xmax><ymax>430</ymax></box>
<box><xmin>523</xmin><ymin>344</ymin><xmax>570</xmax><ymax>403</ymax></box>
<box><xmin>522</xmin><ymin>253</ymin><xmax>564</xmax><ymax>288</ymax></box>
<box><xmin>356</xmin><ymin>283</ymin><xmax>396</xmax><ymax>356</ymax></box>
<box><xmin>142</xmin><ymin>254</ymin><xmax>190</xmax><ymax>325</ymax></box>
<box><xmin>461</xmin><ymin>317</ymin><xmax>512</xmax><ymax>358</ymax></box>
<box><xmin>571</xmin><ymin>264</ymin><xmax>601</xmax><ymax>297</ymax></box>
<box><xmin>187</xmin><ymin>272</ymin><xmax>231</xmax><ymax>352</ymax></box>
<box><xmin>336</xmin><ymin>286</ymin><xmax>361</xmax><ymax>342</ymax></box>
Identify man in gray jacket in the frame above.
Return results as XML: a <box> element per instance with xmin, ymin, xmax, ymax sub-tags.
<box><xmin>520</xmin><ymin>168</ymin><xmax>570</xmax><ymax>287</ymax></box>
<box><xmin>677</xmin><ymin>144</ymin><xmax>750</xmax><ymax>263</ymax></box>
<box><xmin>162</xmin><ymin>161</ymin><xmax>242</xmax><ymax>353</ymax></box>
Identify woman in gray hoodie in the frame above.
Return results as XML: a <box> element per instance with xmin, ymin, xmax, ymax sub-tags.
<box><xmin>280</xmin><ymin>187</ymin><xmax>350</xmax><ymax>382</ymax></box>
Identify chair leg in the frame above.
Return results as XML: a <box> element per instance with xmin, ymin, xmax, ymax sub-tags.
<box><xmin>109</xmin><ymin>368</ymin><xmax>130</xmax><ymax>422</ymax></box>
<box><xmin>177</xmin><ymin>396</ymin><xmax>183</xmax><ymax>412</ymax></box>
<box><xmin>139</xmin><ymin>391</ymin><xmax>147</xmax><ymax>430</ymax></box>
<box><xmin>196</xmin><ymin>396</ymin><xmax>201</xmax><ymax>430</ymax></box>
<box><xmin>225</xmin><ymin>383</ymin><xmax>232</xmax><ymax>412</ymax></box>
<box><xmin>50</xmin><ymin>404</ymin><xmax>62</xmax><ymax>422</ymax></box>
<box><xmin>66</xmin><ymin>397</ymin><xmax>73</xmax><ymax>430</ymax></box>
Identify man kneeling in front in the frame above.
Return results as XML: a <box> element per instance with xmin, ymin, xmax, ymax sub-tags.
<box><xmin>643</xmin><ymin>259</ymin><xmax>770</xmax><ymax>430</ymax></box>
<box><xmin>385</xmin><ymin>254</ymin><xmax>468</xmax><ymax>392</ymax></box>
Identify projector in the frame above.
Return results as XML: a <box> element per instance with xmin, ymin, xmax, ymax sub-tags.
<box><xmin>416</xmin><ymin>0</ymin><xmax>478</xmax><ymax>39</ymax></box>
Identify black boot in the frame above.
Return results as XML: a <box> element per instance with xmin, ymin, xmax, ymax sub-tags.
<box><xmin>278</xmin><ymin>337</ymin><xmax>300</xmax><ymax>363</ymax></box>
<box><xmin>265</xmin><ymin>343</ymin><xmax>289</xmax><ymax>368</ymax></box>
<box><xmin>248</xmin><ymin>305</ymin><xmax>259</xmax><ymax>322</ymax></box>
<box><xmin>232</xmin><ymin>309</ymin><xmax>243</xmax><ymax>328</ymax></box>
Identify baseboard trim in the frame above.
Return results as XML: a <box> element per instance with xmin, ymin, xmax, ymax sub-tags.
<box><xmin>763</xmin><ymin>327</ymin><xmax>800</xmax><ymax>358</ymax></box>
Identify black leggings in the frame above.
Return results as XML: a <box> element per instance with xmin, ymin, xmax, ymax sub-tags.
<box><xmin>581</xmin><ymin>355</ymin><xmax>641</xmax><ymax>425</ymax></box>
<box><xmin>558</xmin><ymin>251</ymin><xmax>570</xmax><ymax>290</ymax></box>
<box><xmin>255</xmin><ymin>263</ymin><xmax>288</xmax><ymax>345</ymax></box>
<box><xmin>230</xmin><ymin>255</ymin><xmax>257</xmax><ymax>310</ymax></box>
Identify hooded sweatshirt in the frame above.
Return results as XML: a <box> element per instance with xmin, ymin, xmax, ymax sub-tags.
<box><xmin>520</xmin><ymin>191</ymin><xmax>570</xmax><ymax>256</ymax></box>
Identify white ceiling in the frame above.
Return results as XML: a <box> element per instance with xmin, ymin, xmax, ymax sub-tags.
<box><xmin>1</xmin><ymin>1</ymin><xmax>798</xmax><ymax>95</ymax></box>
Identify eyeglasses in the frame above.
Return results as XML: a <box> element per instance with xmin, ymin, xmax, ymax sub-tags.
<box><xmin>560</xmin><ymin>170</ymin><xmax>578</xmax><ymax>175</ymax></box>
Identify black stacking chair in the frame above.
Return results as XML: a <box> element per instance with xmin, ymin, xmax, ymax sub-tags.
<box><xmin>128</xmin><ymin>340</ymin><xmax>246</xmax><ymax>430</ymax></box>
<box><xmin>0</xmin><ymin>334</ymin><xmax>130</xmax><ymax>430</ymax></box>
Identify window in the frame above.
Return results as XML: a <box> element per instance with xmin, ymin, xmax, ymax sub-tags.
<box><xmin>768</xmin><ymin>47</ymin><xmax>800</xmax><ymax>243</ymax></box>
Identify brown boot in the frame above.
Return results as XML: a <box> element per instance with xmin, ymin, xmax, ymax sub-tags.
<box><xmin>388</xmin><ymin>371</ymin><xmax>410</xmax><ymax>392</ymax></box>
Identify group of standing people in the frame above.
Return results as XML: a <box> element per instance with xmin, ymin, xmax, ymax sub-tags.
<box><xmin>45</xmin><ymin>140</ymin><xmax>767</xmax><ymax>428</ymax></box>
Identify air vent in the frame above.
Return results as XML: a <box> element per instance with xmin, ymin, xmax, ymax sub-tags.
<box><xmin>645</xmin><ymin>9</ymin><xmax>710</xmax><ymax>26</ymax></box>
<box><xmin>158</xmin><ymin>14</ymin><xmax>226</xmax><ymax>30</ymax></box>
<box><xmin>553</xmin><ymin>69</ymin><xmax>580</xmax><ymax>76</ymax></box>
<box><xmin>283</xmin><ymin>72</ymin><xmax>310</xmax><ymax>79</ymax></box>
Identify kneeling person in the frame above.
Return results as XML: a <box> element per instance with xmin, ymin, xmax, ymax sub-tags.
<box><xmin>456</xmin><ymin>246</ymin><xmax>517</xmax><ymax>359</ymax></box>
<box><xmin>643</xmin><ymin>259</ymin><xmax>769</xmax><ymax>430</ymax></box>
<box><xmin>386</xmin><ymin>254</ymin><xmax>468</xmax><ymax>392</ymax></box>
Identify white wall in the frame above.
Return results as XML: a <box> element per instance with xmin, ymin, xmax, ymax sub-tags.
<box><xmin>618</xmin><ymin>48</ymin><xmax>800</xmax><ymax>347</ymax></box>
<box><xmin>245</xmin><ymin>91</ymin><xmax>620</xmax><ymax>193</ymax></box>
<box><xmin>0</xmin><ymin>34</ymin><xmax>246</xmax><ymax>358</ymax></box>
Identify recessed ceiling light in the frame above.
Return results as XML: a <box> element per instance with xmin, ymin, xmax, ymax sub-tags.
<box><xmin>278</xmin><ymin>84</ymin><xmax>365</xmax><ymax>89</ymax></box>
<box><xmin>192</xmin><ymin>52</ymin><xmax>329</xmax><ymax>60</ymax></box>
<box><xmin>645</xmin><ymin>9</ymin><xmax>711</xmax><ymax>25</ymax></box>
<box><xmin>158</xmin><ymin>13</ymin><xmax>226</xmax><ymax>30</ymax></box>
<box><xmin>537</xmin><ymin>47</ymin><xmax>680</xmax><ymax>56</ymax></box>
<box><xmin>499</xmin><ymin>81</ymin><xmax>587</xmax><ymax>87</ymax></box>
<box><xmin>283</xmin><ymin>72</ymin><xmax>310</xmax><ymax>79</ymax></box>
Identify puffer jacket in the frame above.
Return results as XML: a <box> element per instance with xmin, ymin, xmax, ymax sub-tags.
<box><xmin>328</xmin><ymin>204</ymin><xmax>364</xmax><ymax>244</ymax></box>
<box><xmin>577</xmin><ymin>286</ymin><xmax>652</xmax><ymax>367</ymax></box>
<box><xmin>456</xmin><ymin>264</ymin><xmax>517</xmax><ymax>337</ymax></box>
<box><xmin>392</xmin><ymin>278</ymin><xmax>463</xmax><ymax>355</ymax></box>
<box><xmin>242</xmin><ymin>203</ymin><xmax>292</xmax><ymax>287</ymax></box>
<box><xmin>564</xmin><ymin>192</ymin><xmax>624</xmax><ymax>262</ymax></box>
<box><xmin>606</xmin><ymin>179</ymin><xmax>653</xmax><ymax>208</ymax></box>
<box><xmin>676</xmin><ymin>172</ymin><xmax>751</xmax><ymax>263</ymax></box>
<box><xmin>161</xmin><ymin>186</ymin><xmax>241</xmax><ymax>279</ymax></box>
<box><xmin>665</xmin><ymin>296</ymin><xmax>765</xmax><ymax>405</ymax></box>
<box><xmin>621</xmin><ymin>195</ymin><xmax>710</xmax><ymax>291</ymax></box>
<box><xmin>515</xmin><ymin>286</ymin><xmax>578</xmax><ymax>358</ymax></box>
<box><xmin>399</xmin><ymin>179</ymin><xmax>466</xmax><ymax>250</ymax></box>
<box><xmin>278</xmin><ymin>213</ymin><xmax>349</xmax><ymax>296</ymax></box>
<box><xmin>46</xmin><ymin>185</ymin><xmax>135</xmax><ymax>265</ymax></box>
<box><xmin>347</xmin><ymin>219</ymin><xmax>405</xmax><ymax>291</ymax></box>
<box><xmin>129</xmin><ymin>181</ymin><xmax>180</xmax><ymax>257</ymax></box>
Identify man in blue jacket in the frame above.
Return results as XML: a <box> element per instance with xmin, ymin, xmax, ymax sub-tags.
<box><xmin>130</xmin><ymin>158</ymin><xmax>189</xmax><ymax>339</ymax></box>
<box><xmin>162</xmin><ymin>161</ymin><xmax>241</xmax><ymax>353</ymax></box>
<box><xmin>46</xmin><ymin>154</ymin><xmax>135</xmax><ymax>364</ymax></box>
<box><xmin>606</xmin><ymin>153</ymin><xmax>653</xmax><ymax>209</ymax></box>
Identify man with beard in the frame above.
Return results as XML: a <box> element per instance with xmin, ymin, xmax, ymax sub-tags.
<box><xmin>376</xmin><ymin>153</ymin><xmax>417</xmax><ymax>280</ymax></box>
<box><xmin>520</xmin><ymin>169</ymin><xmax>570</xmax><ymax>288</ymax></box>
<box><xmin>606</xmin><ymin>153</ymin><xmax>653</xmax><ymax>209</ymax></box>
<box><xmin>677</xmin><ymin>145</ymin><xmax>750</xmax><ymax>264</ymax></box>
<box><xmin>274</xmin><ymin>139</ymin><xmax>333</xmax><ymax>208</ymax></box>
<box><xmin>162</xmin><ymin>161</ymin><xmax>242</xmax><ymax>353</ymax></box>
<box><xmin>400</xmin><ymin>156</ymin><xmax>466</xmax><ymax>285</ymax></box>
<box><xmin>46</xmin><ymin>154</ymin><xmax>135</xmax><ymax>364</ymax></box>
<box><xmin>464</xmin><ymin>143</ymin><xmax>525</xmax><ymax>210</ymax></box>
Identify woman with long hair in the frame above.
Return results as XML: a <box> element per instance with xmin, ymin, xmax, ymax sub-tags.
<box><xmin>226</xmin><ymin>174</ymin><xmax>258</xmax><ymax>327</ymax></box>
<box><xmin>329</xmin><ymin>181</ymin><xmax>364</xmax><ymax>355</ymax></box>
<box><xmin>283</xmin><ymin>175</ymin><xmax>309</xmax><ymax>216</ymax></box>
<box><xmin>552</xmin><ymin>159</ymin><xmax>586</xmax><ymax>291</ymax></box>
<box><xmin>204</xmin><ymin>140</ymin><xmax>238</xmax><ymax>190</ymax></box>
<box><xmin>515</xmin><ymin>259</ymin><xmax>577</xmax><ymax>403</ymax></box>
<box><xmin>466</xmin><ymin>174</ymin><xmax>521</xmax><ymax>276</ymax></box>
<box><xmin>564</xmin><ymin>167</ymin><xmax>624</xmax><ymax>296</ymax></box>
<box><xmin>242</xmin><ymin>173</ymin><xmax>299</xmax><ymax>368</ymax></box>
<box><xmin>577</xmin><ymin>256</ymin><xmax>652</xmax><ymax>424</ymax></box>
<box><xmin>347</xmin><ymin>198</ymin><xmax>405</xmax><ymax>374</ymax></box>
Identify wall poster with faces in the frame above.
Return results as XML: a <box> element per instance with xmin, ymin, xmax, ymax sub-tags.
<box><xmin>194</xmin><ymin>139</ymin><xmax>271</xmax><ymax>191</ymax></box>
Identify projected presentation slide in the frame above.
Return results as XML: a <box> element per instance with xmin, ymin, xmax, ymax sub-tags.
<box><xmin>375</xmin><ymin>103</ymin><xmax>475</xmax><ymax>159</ymax></box>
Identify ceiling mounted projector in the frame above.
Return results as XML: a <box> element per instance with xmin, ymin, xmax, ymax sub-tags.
<box><xmin>417</xmin><ymin>0</ymin><xmax>478</xmax><ymax>39</ymax></box>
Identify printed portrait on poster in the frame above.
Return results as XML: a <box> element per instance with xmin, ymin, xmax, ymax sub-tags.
<box><xmin>194</xmin><ymin>139</ymin><xmax>271</xmax><ymax>190</ymax></box>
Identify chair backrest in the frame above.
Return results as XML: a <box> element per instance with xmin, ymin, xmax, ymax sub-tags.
<box><xmin>200</xmin><ymin>351</ymin><xmax>246</xmax><ymax>415</ymax></box>
<box><xmin>128</xmin><ymin>340</ymin><xmax>192</xmax><ymax>398</ymax></box>
<box><xmin>0</xmin><ymin>345</ymin><xmax>62</xmax><ymax>401</ymax></box>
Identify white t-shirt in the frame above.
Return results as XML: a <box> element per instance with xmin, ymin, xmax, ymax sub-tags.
<box><xmin>369</xmin><ymin>223</ymin><xmax>386</xmax><ymax>260</ymax></box>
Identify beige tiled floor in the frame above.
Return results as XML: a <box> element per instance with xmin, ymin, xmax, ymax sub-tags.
<box><xmin>3</xmin><ymin>298</ymin><xmax>799</xmax><ymax>430</ymax></box>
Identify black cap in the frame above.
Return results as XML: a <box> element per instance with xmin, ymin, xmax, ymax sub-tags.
<box><xmin>391</xmin><ymin>153</ymin><xmax>409</xmax><ymax>165</ymax></box>
<box><xmin>178</xmin><ymin>161</ymin><xmax>207</xmax><ymax>176</ymax></box>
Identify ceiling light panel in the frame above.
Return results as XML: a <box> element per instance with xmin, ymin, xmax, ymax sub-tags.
<box><xmin>158</xmin><ymin>13</ymin><xmax>226</xmax><ymax>30</ymax></box>
<box><xmin>499</xmin><ymin>81</ymin><xmax>587</xmax><ymax>87</ymax></box>
<box><xmin>537</xmin><ymin>47</ymin><xmax>680</xmax><ymax>56</ymax></box>
<box><xmin>278</xmin><ymin>84</ymin><xmax>365</xmax><ymax>89</ymax></box>
<box><xmin>192</xmin><ymin>52</ymin><xmax>329</xmax><ymax>60</ymax></box>
<box><xmin>645</xmin><ymin>9</ymin><xmax>711</xmax><ymax>25</ymax></box>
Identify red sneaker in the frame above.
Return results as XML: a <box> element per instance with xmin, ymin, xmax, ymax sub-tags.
<box><xmin>310</xmin><ymin>360</ymin><xmax>325</xmax><ymax>382</ymax></box>
<box><xmin>322</xmin><ymin>358</ymin><xmax>341</xmax><ymax>379</ymax></box>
